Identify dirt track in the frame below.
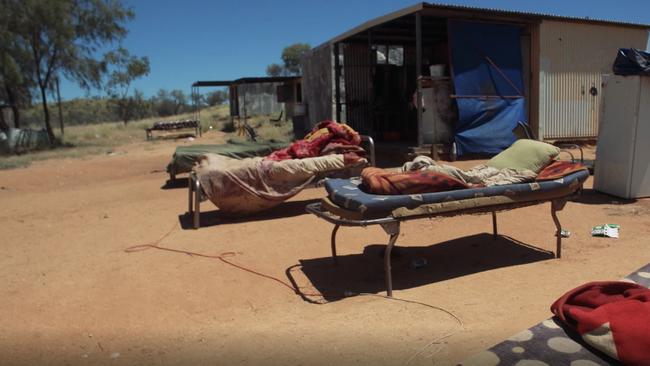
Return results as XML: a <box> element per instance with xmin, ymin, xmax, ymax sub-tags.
<box><xmin>1</xmin><ymin>133</ymin><xmax>649</xmax><ymax>365</ymax></box>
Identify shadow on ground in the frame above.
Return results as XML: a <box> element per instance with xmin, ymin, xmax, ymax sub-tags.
<box><xmin>572</xmin><ymin>189</ymin><xmax>636</xmax><ymax>205</ymax></box>
<box><xmin>161</xmin><ymin>177</ymin><xmax>189</xmax><ymax>190</ymax></box>
<box><xmin>178</xmin><ymin>198</ymin><xmax>320</xmax><ymax>229</ymax></box>
<box><xmin>290</xmin><ymin>233</ymin><xmax>554</xmax><ymax>302</ymax></box>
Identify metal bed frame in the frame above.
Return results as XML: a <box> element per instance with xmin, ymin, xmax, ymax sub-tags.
<box><xmin>305</xmin><ymin>191</ymin><xmax>578</xmax><ymax>297</ymax></box>
<box><xmin>187</xmin><ymin>135</ymin><xmax>376</xmax><ymax>229</ymax></box>
<box><xmin>147</xmin><ymin>119</ymin><xmax>201</xmax><ymax>141</ymax></box>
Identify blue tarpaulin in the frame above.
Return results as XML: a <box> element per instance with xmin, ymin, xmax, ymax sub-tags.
<box><xmin>448</xmin><ymin>20</ymin><xmax>526</xmax><ymax>156</ymax></box>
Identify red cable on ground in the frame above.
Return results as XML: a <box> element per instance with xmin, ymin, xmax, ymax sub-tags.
<box><xmin>124</xmin><ymin>223</ymin><xmax>322</xmax><ymax>297</ymax></box>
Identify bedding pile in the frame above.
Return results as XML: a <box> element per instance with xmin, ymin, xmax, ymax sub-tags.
<box><xmin>362</xmin><ymin>156</ymin><xmax>538</xmax><ymax>195</ymax></box>
<box><xmin>266</xmin><ymin>120</ymin><xmax>365</xmax><ymax>162</ymax></box>
<box><xmin>361</xmin><ymin>140</ymin><xmax>587</xmax><ymax>195</ymax></box>
<box><xmin>551</xmin><ymin>281</ymin><xmax>650</xmax><ymax>365</ymax></box>
<box><xmin>195</xmin><ymin>121</ymin><xmax>367</xmax><ymax>214</ymax></box>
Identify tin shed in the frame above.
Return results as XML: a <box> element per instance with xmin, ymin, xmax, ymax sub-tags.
<box><xmin>301</xmin><ymin>2</ymin><xmax>649</xmax><ymax>156</ymax></box>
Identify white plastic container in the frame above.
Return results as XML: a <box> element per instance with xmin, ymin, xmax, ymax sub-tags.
<box><xmin>429</xmin><ymin>64</ymin><xmax>446</xmax><ymax>77</ymax></box>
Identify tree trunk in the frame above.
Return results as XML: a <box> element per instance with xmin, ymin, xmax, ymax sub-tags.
<box><xmin>0</xmin><ymin>108</ymin><xmax>9</xmax><ymax>132</ymax></box>
<box><xmin>4</xmin><ymin>85</ymin><xmax>20</xmax><ymax>128</ymax></box>
<box><xmin>55</xmin><ymin>77</ymin><xmax>64</xmax><ymax>135</ymax></box>
<box><xmin>39</xmin><ymin>84</ymin><xmax>55</xmax><ymax>141</ymax></box>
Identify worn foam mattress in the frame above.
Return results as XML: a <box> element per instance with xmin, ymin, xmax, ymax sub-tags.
<box><xmin>324</xmin><ymin>170</ymin><xmax>589</xmax><ymax>216</ymax></box>
<box><xmin>166</xmin><ymin>139</ymin><xmax>289</xmax><ymax>176</ymax></box>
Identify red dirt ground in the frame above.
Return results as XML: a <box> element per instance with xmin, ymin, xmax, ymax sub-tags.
<box><xmin>1</xmin><ymin>133</ymin><xmax>649</xmax><ymax>365</ymax></box>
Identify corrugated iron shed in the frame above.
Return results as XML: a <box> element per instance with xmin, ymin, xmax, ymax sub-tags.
<box><xmin>325</xmin><ymin>2</ymin><xmax>649</xmax><ymax>46</ymax></box>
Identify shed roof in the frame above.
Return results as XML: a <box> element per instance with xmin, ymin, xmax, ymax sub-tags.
<box><xmin>192</xmin><ymin>76</ymin><xmax>300</xmax><ymax>88</ymax></box>
<box><xmin>327</xmin><ymin>2</ymin><xmax>650</xmax><ymax>45</ymax></box>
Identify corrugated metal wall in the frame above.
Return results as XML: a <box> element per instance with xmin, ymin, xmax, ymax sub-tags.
<box><xmin>236</xmin><ymin>83</ymin><xmax>283</xmax><ymax>117</ymax></box>
<box><xmin>538</xmin><ymin>21</ymin><xmax>648</xmax><ymax>139</ymax></box>
<box><xmin>343</xmin><ymin>43</ymin><xmax>374</xmax><ymax>134</ymax></box>
<box><xmin>301</xmin><ymin>44</ymin><xmax>333</xmax><ymax>126</ymax></box>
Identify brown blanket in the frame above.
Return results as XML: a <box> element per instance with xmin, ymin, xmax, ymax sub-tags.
<box><xmin>361</xmin><ymin>167</ymin><xmax>470</xmax><ymax>195</ymax></box>
<box><xmin>196</xmin><ymin>153</ymin><xmax>366</xmax><ymax>214</ymax></box>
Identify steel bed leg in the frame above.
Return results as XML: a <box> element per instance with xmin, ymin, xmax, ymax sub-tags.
<box><xmin>193</xmin><ymin>175</ymin><xmax>201</xmax><ymax>229</ymax></box>
<box><xmin>551</xmin><ymin>199</ymin><xmax>567</xmax><ymax>258</ymax></box>
<box><xmin>331</xmin><ymin>224</ymin><xmax>341</xmax><ymax>265</ymax></box>
<box><xmin>380</xmin><ymin>222</ymin><xmax>401</xmax><ymax>297</ymax></box>
<box><xmin>492</xmin><ymin>211</ymin><xmax>498</xmax><ymax>240</ymax></box>
<box><xmin>188</xmin><ymin>172</ymin><xmax>194</xmax><ymax>215</ymax></box>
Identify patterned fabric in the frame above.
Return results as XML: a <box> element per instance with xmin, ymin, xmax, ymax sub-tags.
<box><xmin>537</xmin><ymin>160</ymin><xmax>589</xmax><ymax>181</ymax></box>
<box><xmin>401</xmin><ymin>156</ymin><xmax>537</xmax><ymax>187</ymax></box>
<box><xmin>460</xmin><ymin>263</ymin><xmax>650</xmax><ymax>366</ymax></box>
<box><xmin>361</xmin><ymin>167</ymin><xmax>470</xmax><ymax>195</ymax></box>
<box><xmin>551</xmin><ymin>281</ymin><xmax>650</xmax><ymax>365</ymax></box>
<box><xmin>196</xmin><ymin>153</ymin><xmax>366</xmax><ymax>214</ymax></box>
<box><xmin>166</xmin><ymin>140</ymin><xmax>289</xmax><ymax>175</ymax></box>
<box><xmin>325</xmin><ymin>170</ymin><xmax>589</xmax><ymax>215</ymax></box>
<box><xmin>265</xmin><ymin>120</ymin><xmax>363</xmax><ymax>161</ymax></box>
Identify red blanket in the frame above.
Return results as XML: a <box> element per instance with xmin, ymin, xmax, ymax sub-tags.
<box><xmin>265</xmin><ymin>120</ymin><xmax>363</xmax><ymax>161</ymax></box>
<box><xmin>551</xmin><ymin>281</ymin><xmax>650</xmax><ymax>365</ymax></box>
<box><xmin>361</xmin><ymin>167</ymin><xmax>470</xmax><ymax>195</ymax></box>
<box><xmin>536</xmin><ymin>160</ymin><xmax>588</xmax><ymax>181</ymax></box>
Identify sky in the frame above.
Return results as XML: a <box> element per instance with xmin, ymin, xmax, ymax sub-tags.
<box><xmin>60</xmin><ymin>0</ymin><xmax>650</xmax><ymax>100</ymax></box>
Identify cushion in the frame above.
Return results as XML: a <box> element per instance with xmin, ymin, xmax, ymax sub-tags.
<box><xmin>487</xmin><ymin>139</ymin><xmax>560</xmax><ymax>173</ymax></box>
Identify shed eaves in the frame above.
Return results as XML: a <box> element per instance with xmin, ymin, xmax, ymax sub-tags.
<box><xmin>325</xmin><ymin>2</ymin><xmax>650</xmax><ymax>46</ymax></box>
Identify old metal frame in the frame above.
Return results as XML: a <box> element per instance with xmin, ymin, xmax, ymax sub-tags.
<box><xmin>306</xmin><ymin>194</ymin><xmax>574</xmax><ymax>297</ymax></box>
<box><xmin>187</xmin><ymin>135</ymin><xmax>376</xmax><ymax>229</ymax></box>
<box><xmin>146</xmin><ymin>120</ymin><xmax>201</xmax><ymax>141</ymax></box>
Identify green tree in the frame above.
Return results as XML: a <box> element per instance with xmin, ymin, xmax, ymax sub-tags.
<box><xmin>6</xmin><ymin>0</ymin><xmax>134</xmax><ymax>140</ymax></box>
<box><xmin>170</xmin><ymin>89</ymin><xmax>187</xmax><ymax>115</ymax></box>
<box><xmin>266</xmin><ymin>63</ymin><xmax>284</xmax><ymax>77</ymax></box>
<box><xmin>0</xmin><ymin>7</ymin><xmax>33</xmax><ymax>129</ymax></box>
<box><xmin>205</xmin><ymin>89</ymin><xmax>227</xmax><ymax>106</ymax></box>
<box><xmin>105</xmin><ymin>48</ymin><xmax>150</xmax><ymax>124</ymax></box>
<box><xmin>281</xmin><ymin>43</ymin><xmax>310</xmax><ymax>75</ymax></box>
<box><xmin>152</xmin><ymin>88</ymin><xmax>187</xmax><ymax>117</ymax></box>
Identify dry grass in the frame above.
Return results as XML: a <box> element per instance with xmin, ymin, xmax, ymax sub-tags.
<box><xmin>0</xmin><ymin>105</ymin><xmax>296</xmax><ymax>170</ymax></box>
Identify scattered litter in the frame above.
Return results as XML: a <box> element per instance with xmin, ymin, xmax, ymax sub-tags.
<box><xmin>560</xmin><ymin>230</ymin><xmax>571</xmax><ymax>238</ymax></box>
<box><xmin>410</xmin><ymin>257</ymin><xmax>429</xmax><ymax>269</ymax></box>
<box><xmin>110</xmin><ymin>352</ymin><xmax>120</xmax><ymax>359</ymax></box>
<box><xmin>187</xmin><ymin>137</ymin><xmax>195</xmax><ymax>141</ymax></box>
<box><xmin>81</xmin><ymin>354</ymin><xmax>88</xmax><ymax>358</ymax></box>
<box><xmin>591</xmin><ymin>224</ymin><xmax>620</xmax><ymax>238</ymax></box>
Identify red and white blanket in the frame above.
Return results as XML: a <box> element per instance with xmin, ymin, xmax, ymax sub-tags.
<box><xmin>551</xmin><ymin>281</ymin><xmax>650</xmax><ymax>365</ymax></box>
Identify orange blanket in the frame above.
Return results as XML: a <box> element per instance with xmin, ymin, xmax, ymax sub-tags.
<box><xmin>536</xmin><ymin>160</ymin><xmax>588</xmax><ymax>181</ymax></box>
<box><xmin>361</xmin><ymin>167</ymin><xmax>470</xmax><ymax>195</ymax></box>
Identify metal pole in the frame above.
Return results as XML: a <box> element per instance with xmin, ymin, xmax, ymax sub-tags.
<box><xmin>331</xmin><ymin>224</ymin><xmax>340</xmax><ymax>265</ymax></box>
<box><xmin>334</xmin><ymin>42</ymin><xmax>342</xmax><ymax>122</ymax></box>
<box><xmin>551</xmin><ymin>201</ymin><xmax>562</xmax><ymax>258</ymax></box>
<box><xmin>415</xmin><ymin>11</ymin><xmax>423</xmax><ymax>147</ymax></box>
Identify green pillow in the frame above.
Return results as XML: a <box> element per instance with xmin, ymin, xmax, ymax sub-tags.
<box><xmin>487</xmin><ymin>139</ymin><xmax>560</xmax><ymax>173</ymax></box>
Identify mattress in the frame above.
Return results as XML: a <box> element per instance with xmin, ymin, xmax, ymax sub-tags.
<box><xmin>166</xmin><ymin>139</ymin><xmax>289</xmax><ymax>175</ymax></box>
<box><xmin>325</xmin><ymin>170</ymin><xmax>589</xmax><ymax>215</ymax></box>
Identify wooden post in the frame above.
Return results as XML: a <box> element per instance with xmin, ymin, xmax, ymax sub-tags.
<box><xmin>416</xmin><ymin>12</ymin><xmax>423</xmax><ymax>147</ymax></box>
